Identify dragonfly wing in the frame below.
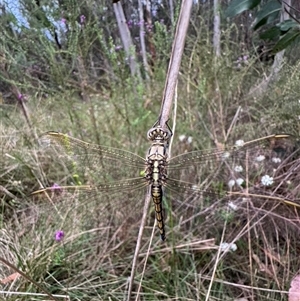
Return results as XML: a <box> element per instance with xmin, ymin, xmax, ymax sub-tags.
<box><xmin>36</xmin><ymin>131</ymin><xmax>146</xmax><ymax>187</ymax></box>
<box><xmin>31</xmin><ymin>177</ymin><xmax>147</xmax><ymax>195</ymax></box>
<box><xmin>163</xmin><ymin>134</ymin><xmax>300</xmax><ymax>239</ymax></box>
<box><xmin>30</xmin><ymin>177</ymin><xmax>153</xmax><ymax>241</ymax></box>
<box><xmin>168</xmin><ymin>134</ymin><xmax>297</xmax><ymax>191</ymax></box>
<box><xmin>39</xmin><ymin>131</ymin><xmax>146</xmax><ymax>167</ymax></box>
<box><xmin>168</xmin><ymin>134</ymin><xmax>294</xmax><ymax>170</ymax></box>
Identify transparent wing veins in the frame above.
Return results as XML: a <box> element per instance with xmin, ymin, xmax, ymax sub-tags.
<box><xmin>40</xmin><ymin>131</ymin><xmax>146</xmax><ymax>168</ymax></box>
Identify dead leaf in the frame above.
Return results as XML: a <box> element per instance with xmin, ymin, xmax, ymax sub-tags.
<box><xmin>289</xmin><ymin>275</ymin><xmax>300</xmax><ymax>301</ymax></box>
<box><xmin>0</xmin><ymin>272</ymin><xmax>20</xmax><ymax>284</ymax></box>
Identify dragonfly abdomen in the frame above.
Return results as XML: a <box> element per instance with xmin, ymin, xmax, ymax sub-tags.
<box><xmin>151</xmin><ymin>185</ymin><xmax>166</xmax><ymax>241</ymax></box>
<box><xmin>147</xmin><ymin>157</ymin><xmax>168</xmax><ymax>241</ymax></box>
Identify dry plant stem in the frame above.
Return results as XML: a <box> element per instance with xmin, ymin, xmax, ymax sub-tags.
<box><xmin>138</xmin><ymin>0</ymin><xmax>150</xmax><ymax>81</ymax></box>
<box><xmin>169</xmin><ymin>0</ymin><xmax>174</xmax><ymax>24</ymax></box>
<box><xmin>198</xmin><ymin>111</ymin><xmax>215</xmax><ymax>142</ymax></box>
<box><xmin>245</xmin><ymin>150</ymin><xmax>255</xmax><ymax>298</ymax></box>
<box><xmin>0</xmin><ymin>185</ymin><xmax>19</xmax><ymax>201</ymax></box>
<box><xmin>225</xmin><ymin>106</ymin><xmax>241</xmax><ymax>141</ymax></box>
<box><xmin>169</xmin><ymin>83</ymin><xmax>178</xmax><ymax>158</ymax></box>
<box><xmin>127</xmin><ymin>191</ymin><xmax>152</xmax><ymax>301</ymax></box>
<box><xmin>208</xmin><ymin>106</ymin><xmax>215</xmax><ymax>136</ymax></box>
<box><xmin>213</xmin><ymin>0</ymin><xmax>221</xmax><ymax>57</ymax></box>
<box><xmin>231</xmin><ymin>192</ymin><xmax>300</xmax><ymax>208</ymax></box>
<box><xmin>8</xmin><ymin>87</ymin><xmax>28</xmax><ymax>129</ymax></box>
<box><xmin>0</xmin><ymin>67</ymin><xmax>34</xmax><ymax>134</ymax></box>
<box><xmin>113</xmin><ymin>1</ymin><xmax>141</xmax><ymax>80</ymax></box>
<box><xmin>137</xmin><ymin>239</ymin><xmax>215</xmax><ymax>256</ymax></box>
<box><xmin>135</xmin><ymin>218</ymin><xmax>157</xmax><ymax>301</ymax></box>
<box><xmin>158</xmin><ymin>0</ymin><xmax>192</xmax><ymax>128</ymax></box>
<box><xmin>0</xmin><ymin>257</ymin><xmax>60</xmax><ymax>301</ymax></box>
<box><xmin>200</xmin><ymin>275</ymin><xmax>289</xmax><ymax>294</ymax></box>
<box><xmin>205</xmin><ymin>214</ymin><xmax>227</xmax><ymax>301</ymax></box>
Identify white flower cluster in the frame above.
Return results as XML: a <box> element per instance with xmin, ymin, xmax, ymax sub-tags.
<box><xmin>228</xmin><ymin>201</ymin><xmax>238</xmax><ymax>211</ymax></box>
<box><xmin>236</xmin><ymin>178</ymin><xmax>244</xmax><ymax>186</ymax></box>
<box><xmin>228</xmin><ymin>179</ymin><xmax>235</xmax><ymax>188</ymax></box>
<box><xmin>235</xmin><ymin>139</ymin><xmax>244</xmax><ymax>147</ymax></box>
<box><xmin>234</xmin><ymin>165</ymin><xmax>243</xmax><ymax>173</ymax></box>
<box><xmin>220</xmin><ymin>242</ymin><xmax>237</xmax><ymax>252</ymax></box>
<box><xmin>222</xmin><ymin>151</ymin><xmax>231</xmax><ymax>160</ymax></box>
<box><xmin>178</xmin><ymin>135</ymin><xmax>193</xmax><ymax>144</ymax></box>
<box><xmin>261</xmin><ymin>175</ymin><xmax>274</xmax><ymax>186</ymax></box>
<box><xmin>256</xmin><ymin>155</ymin><xmax>265</xmax><ymax>162</ymax></box>
<box><xmin>228</xmin><ymin>178</ymin><xmax>244</xmax><ymax>188</ymax></box>
<box><xmin>272</xmin><ymin>157</ymin><xmax>281</xmax><ymax>164</ymax></box>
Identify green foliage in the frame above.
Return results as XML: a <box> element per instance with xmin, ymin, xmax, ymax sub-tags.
<box><xmin>226</xmin><ymin>0</ymin><xmax>300</xmax><ymax>53</ymax></box>
<box><xmin>251</xmin><ymin>1</ymin><xmax>281</xmax><ymax>30</ymax></box>
<box><xmin>153</xmin><ymin>21</ymin><xmax>173</xmax><ymax>60</ymax></box>
<box><xmin>272</xmin><ymin>27</ymin><xmax>300</xmax><ymax>54</ymax></box>
<box><xmin>225</xmin><ymin>0</ymin><xmax>260</xmax><ymax>18</ymax></box>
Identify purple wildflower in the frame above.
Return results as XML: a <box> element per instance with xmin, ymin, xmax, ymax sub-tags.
<box><xmin>61</xmin><ymin>18</ymin><xmax>67</xmax><ymax>24</ymax></box>
<box><xmin>51</xmin><ymin>183</ymin><xmax>62</xmax><ymax>193</ymax></box>
<box><xmin>18</xmin><ymin>94</ymin><xmax>23</xmax><ymax>100</ymax></box>
<box><xmin>80</xmin><ymin>15</ymin><xmax>86</xmax><ymax>24</ymax></box>
<box><xmin>55</xmin><ymin>230</ymin><xmax>65</xmax><ymax>242</ymax></box>
<box><xmin>146</xmin><ymin>24</ymin><xmax>153</xmax><ymax>32</ymax></box>
<box><xmin>115</xmin><ymin>45</ymin><xmax>122</xmax><ymax>51</ymax></box>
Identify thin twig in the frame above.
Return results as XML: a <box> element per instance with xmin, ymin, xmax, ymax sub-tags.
<box><xmin>127</xmin><ymin>191</ymin><xmax>151</xmax><ymax>301</ymax></box>
<box><xmin>205</xmin><ymin>211</ymin><xmax>227</xmax><ymax>301</ymax></box>
<box><xmin>135</xmin><ymin>218</ymin><xmax>157</xmax><ymax>300</ymax></box>
<box><xmin>0</xmin><ymin>185</ymin><xmax>20</xmax><ymax>201</ymax></box>
<box><xmin>225</xmin><ymin>106</ymin><xmax>242</xmax><ymax>141</ymax></box>
<box><xmin>169</xmin><ymin>82</ymin><xmax>177</xmax><ymax>158</ymax></box>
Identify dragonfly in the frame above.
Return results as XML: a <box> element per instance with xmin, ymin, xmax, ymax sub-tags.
<box><xmin>31</xmin><ymin>125</ymin><xmax>298</xmax><ymax>241</ymax></box>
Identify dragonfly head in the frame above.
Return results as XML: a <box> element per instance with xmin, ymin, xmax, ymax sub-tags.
<box><xmin>147</xmin><ymin>125</ymin><xmax>171</xmax><ymax>142</ymax></box>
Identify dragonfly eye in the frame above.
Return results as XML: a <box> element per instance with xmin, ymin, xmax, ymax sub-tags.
<box><xmin>147</xmin><ymin>158</ymin><xmax>154</xmax><ymax>164</ymax></box>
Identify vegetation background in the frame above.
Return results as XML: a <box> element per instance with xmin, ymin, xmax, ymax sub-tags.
<box><xmin>1</xmin><ymin>0</ymin><xmax>300</xmax><ymax>300</ymax></box>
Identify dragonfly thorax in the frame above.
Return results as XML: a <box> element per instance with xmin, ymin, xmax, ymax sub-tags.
<box><xmin>146</xmin><ymin>125</ymin><xmax>170</xmax><ymax>186</ymax></box>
